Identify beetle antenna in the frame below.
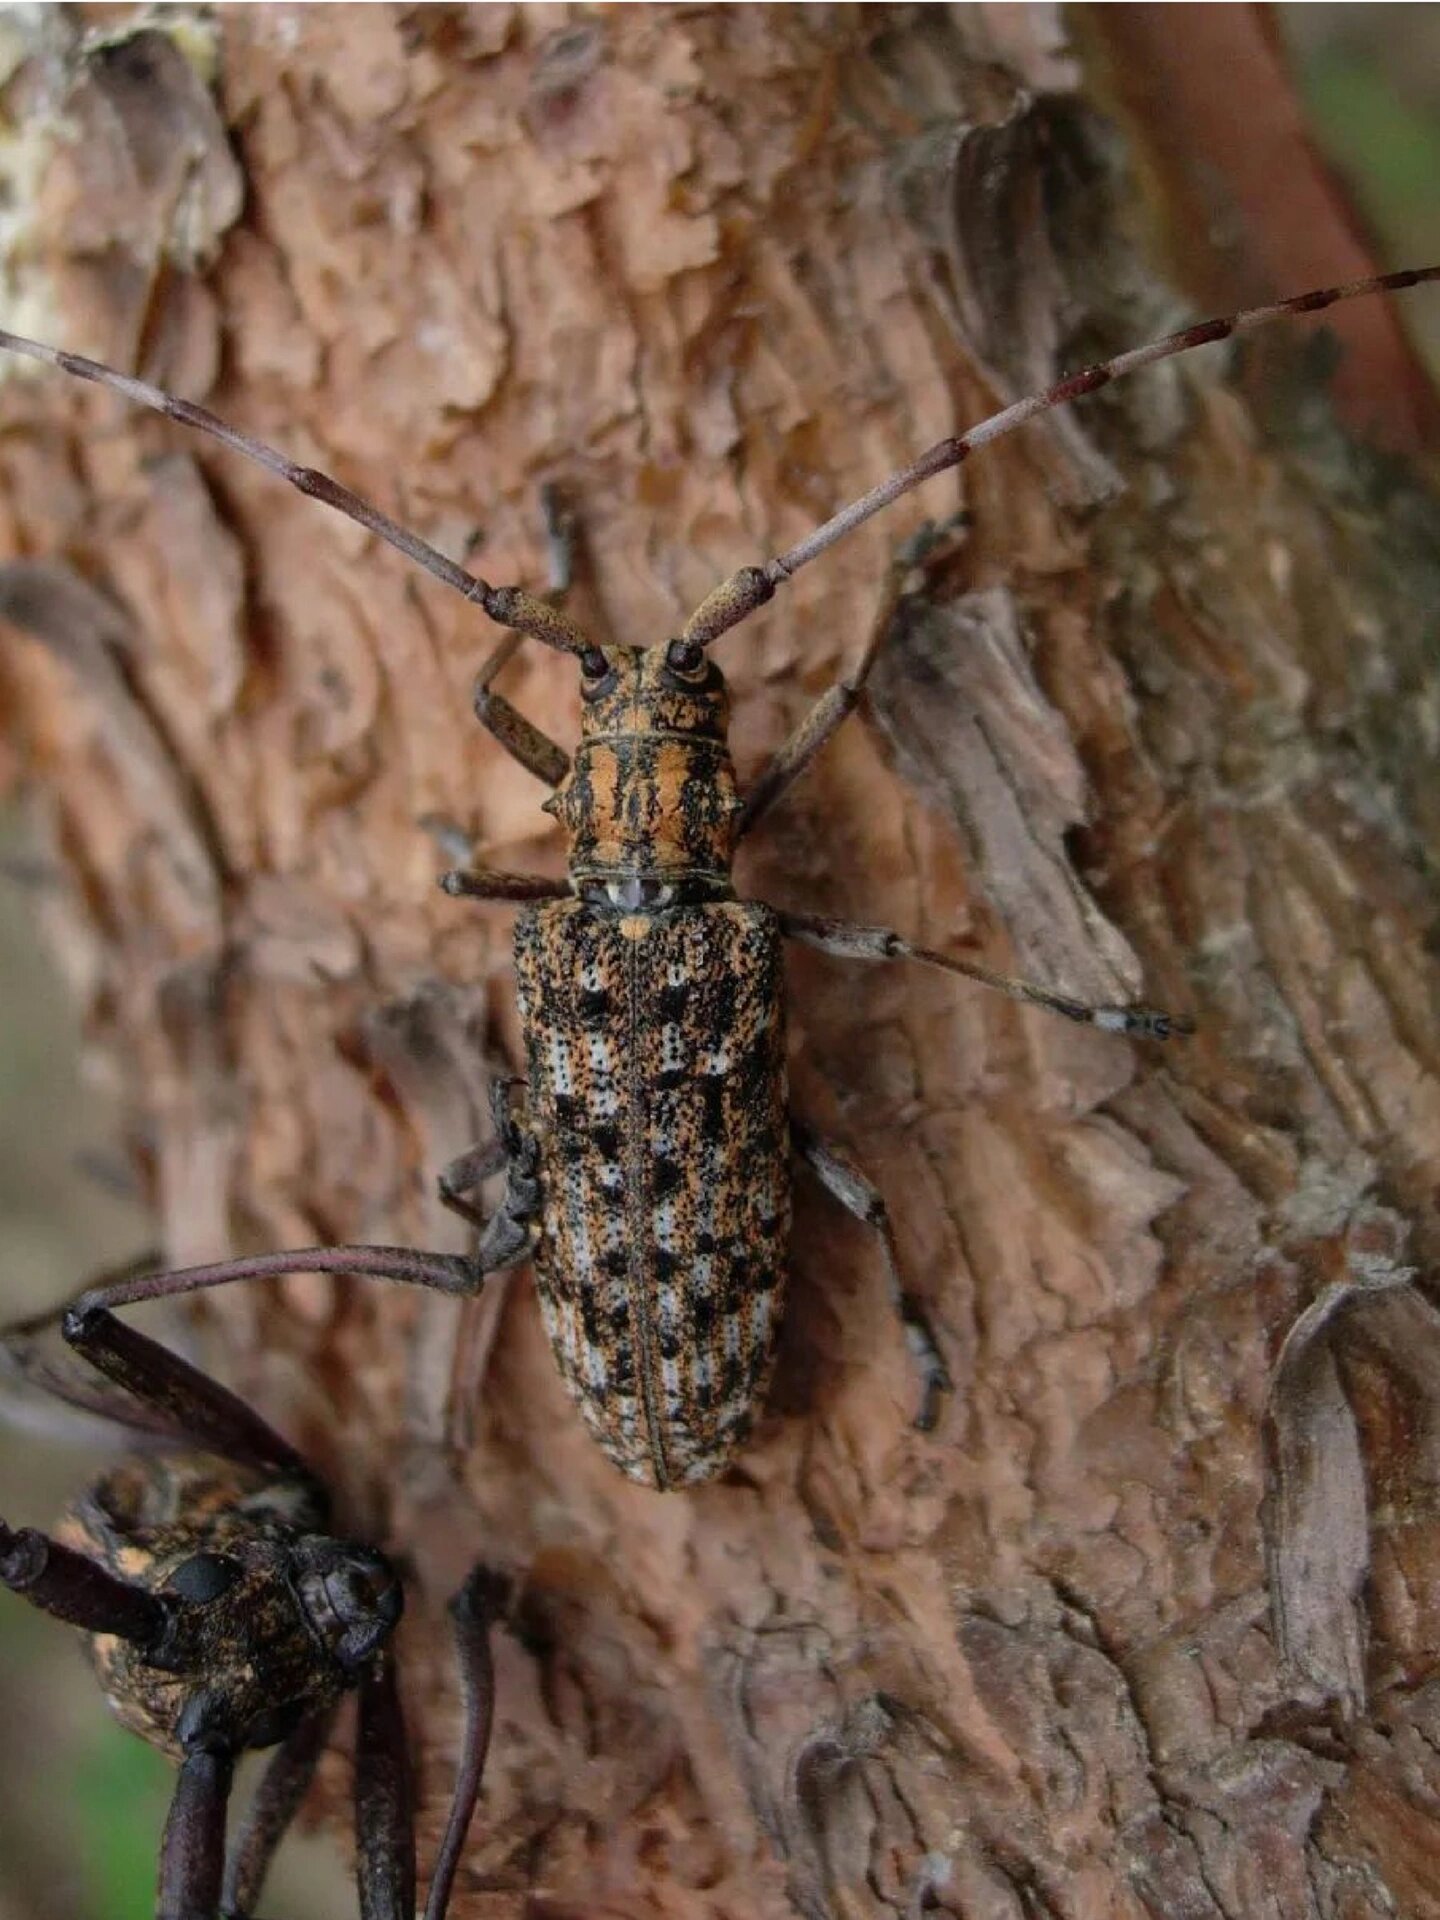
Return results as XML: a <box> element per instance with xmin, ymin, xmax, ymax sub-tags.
<box><xmin>0</xmin><ymin>329</ymin><xmax>594</xmax><ymax>658</ymax></box>
<box><xmin>678</xmin><ymin>263</ymin><xmax>1440</xmax><ymax>648</ymax></box>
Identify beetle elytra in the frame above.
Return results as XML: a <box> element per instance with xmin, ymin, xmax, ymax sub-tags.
<box><xmin>1</xmin><ymin>261</ymin><xmax>1435</xmax><ymax>1488</ymax></box>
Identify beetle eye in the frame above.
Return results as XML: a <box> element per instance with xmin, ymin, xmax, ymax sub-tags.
<box><xmin>579</xmin><ymin>647</ymin><xmax>609</xmax><ymax>682</ymax></box>
<box><xmin>665</xmin><ymin>637</ymin><xmax>706</xmax><ymax>679</ymax></box>
<box><xmin>169</xmin><ymin>1552</ymin><xmax>244</xmax><ymax>1603</ymax></box>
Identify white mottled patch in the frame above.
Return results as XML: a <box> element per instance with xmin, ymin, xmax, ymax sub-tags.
<box><xmin>653</xmin><ymin>1198</ymin><xmax>678</xmax><ymax>1251</ymax></box>
<box><xmin>748</xmin><ymin>1293</ymin><xmax>772</xmax><ymax>1349</ymax></box>
<box><xmin>662</xmin><ymin>1355</ymin><xmax>682</xmax><ymax>1410</ymax></box>
<box><xmin>563</xmin><ymin>1162</ymin><xmax>593</xmax><ymax>1282</ymax></box>
<box><xmin>654</xmin><ymin>1281</ymin><xmax>679</xmax><ymax>1342</ymax></box>
<box><xmin>587</xmin><ymin>1033</ymin><xmax>615</xmax><ymax>1079</ymax></box>
<box><xmin>547</xmin><ymin>1029</ymin><xmax>573</xmax><ymax>1095</ymax></box>
<box><xmin>584</xmin><ymin>1341</ymin><xmax>609</xmax><ymax>1393</ymax></box>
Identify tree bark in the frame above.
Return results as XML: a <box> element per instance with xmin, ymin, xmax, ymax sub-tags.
<box><xmin>2</xmin><ymin>7</ymin><xmax>1439</xmax><ymax>1918</ymax></box>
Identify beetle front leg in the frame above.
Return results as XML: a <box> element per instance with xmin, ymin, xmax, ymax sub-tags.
<box><xmin>354</xmin><ymin>1652</ymin><xmax>416</xmax><ymax>1920</ymax></box>
<box><xmin>778</xmin><ymin>908</ymin><xmax>1191</xmax><ymax>1037</ymax></box>
<box><xmin>159</xmin><ymin>1747</ymin><xmax>235</xmax><ymax>1920</ymax></box>
<box><xmin>792</xmin><ymin>1120</ymin><xmax>952</xmax><ymax>1433</ymax></box>
<box><xmin>422</xmin><ymin>1566</ymin><xmax>505</xmax><ymax>1920</ymax></box>
<box><xmin>221</xmin><ymin>1706</ymin><xmax>338</xmax><ymax>1919</ymax></box>
<box><xmin>348</xmin><ymin>1567</ymin><xmax>503</xmax><ymax>1920</ymax></box>
<box><xmin>471</xmin><ymin>629</ymin><xmax>572</xmax><ymax>789</ymax></box>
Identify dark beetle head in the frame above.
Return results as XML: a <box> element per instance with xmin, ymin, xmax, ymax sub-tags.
<box><xmin>292</xmin><ymin>1534</ymin><xmax>404</xmax><ymax>1670</ymax></box>
<box><xmin>74</xmin><ymin>1472</ymin><xmax>407</xmax><ymax>1760</ymax></box>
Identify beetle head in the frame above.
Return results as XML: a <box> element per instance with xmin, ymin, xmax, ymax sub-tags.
<box><xmin>97</xmin><ymin>1521</ymin><xmax>406</xmax><ymax>1758</ymax></box>
<box><xmin>573</xmin><ymin>639</ymin><xmax>730</xmax><ymax>741</ymax></box>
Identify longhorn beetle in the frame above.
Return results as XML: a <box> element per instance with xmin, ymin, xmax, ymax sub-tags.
<box><xmin>0</xmin><ymin>1294</ymin><xmax>501</xmax><ymax>1918</ymax></box>
<box><xmin>1</xmin><ymin>263</ymin><xmax>1435</xmax><ymax>1489</ymax></box>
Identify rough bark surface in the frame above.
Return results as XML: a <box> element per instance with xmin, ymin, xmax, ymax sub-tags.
<box><xmin>1</xmin><ymin>7</ymin><xmax>1439</xmax><ymax>1918</ymax></box>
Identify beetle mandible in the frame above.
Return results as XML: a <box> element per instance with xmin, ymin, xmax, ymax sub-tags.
<box><xmin>1</xmin><ymin>261</ymin><xmax>1435</xmax><ymax>1489</ymax></box>
<box><xmin>0</xmin><ymin>1290</ymin><xmax>501</xmax><ymax>1918</ymax></box>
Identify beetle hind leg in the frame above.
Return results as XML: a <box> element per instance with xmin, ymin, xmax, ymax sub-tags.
<box><xmin>792</xmin><ymin>1120</ymin><xmax>952</xmax><ymax>1433</ymax></box>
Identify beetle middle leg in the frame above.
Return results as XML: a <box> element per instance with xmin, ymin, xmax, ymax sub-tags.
<box><xmin>437</xmin><ymin>1077</ymin><xmax>543</xmax><ymax>1266</ymax></box>
<box><xmin>223</xmin><ymin>1704</ymin><xmax>340</xmax><ymax>1918</ymax></box>
<box><xmin>778</xmin><ymin>907</ymin><xmax>1190</xmax><ymax>1037</ymax></box>
<box><xmin>792</xmin><ymin>1119</ymin><xmax>952</xmax><ymax>1433</ymax></box>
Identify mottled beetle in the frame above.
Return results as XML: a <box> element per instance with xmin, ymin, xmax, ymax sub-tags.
<box><xmin>1</xmin><ymin>262</ymin><xmax>1435</xmax><ymax>1488</ymax></box>
<box><xmin>0</xmin><ymin>1296</ymin><xmax>500</xmax><ymax>1918</ymax></box>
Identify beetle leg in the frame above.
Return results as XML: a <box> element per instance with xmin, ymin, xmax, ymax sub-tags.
<box><xmin>1</xmin><ymin>1252</ymin><xmax>194</xmax><ymax>1443</ymax></box>
<box><xmin>438</xmin><ymin>1080</ymin><xmax>543</xmax><ymax>1269</ymax></box>
<box><xmin>465</xmin><ymin>484</ymin><xmax>584</xmax><ymax>790</ymax></box>
<box><xmin>63</xmin><ymin>1245</ymin><xmax>482</xmax><ymax>1326</ymax></box>
<box><xmin>0</xmin><ymin>1520</ymin><xmax>168</xmax><ymax>1643</ymax></box>
<box><xmin>472</xmin><ymin>629</ymin><xmax>571</xmax><ymax>789</ymax></box>
<box><xmin>59</xmin><ymin>1305</ymin><xmax>314</xmax><ymax>1483</ymax></box>
<box><xmin>777</xmin><ymin>908</ymin><xmax>1192</xmax><ymax>1038</ymax></box>
<box><xmin>221</xmin><ymin>1705</ymin><xmax>338</xmax><ymax>1918</ymax></box>
<box><xmin>353</xmin><ymin>1649</ymin><xmax>417</xmax><ymax>1920</ymax></box>
<box><xmin>791</xmin><ymin>1120</ymin><xmax>952</xmax><ymax>1433</ymax></box>
<box><xmin>737</xmin><ymin>521</ymin><xmax>966</xmax><ymax>840</ymax></box>
<box><xmin>438</xmin><ymin>864</ymin><xmax>569</xmax><ymax>903</ymax></box>
<box><xmin>423</xmin><ymin>1567</ymin><xmax>506</xmax><ymax>1920</ymax></box>
<box><xmin>437</xmin><ymin>1133</ymin><xmax>543</xmax><ymax>1270</ymax></box>
<box><xmin>159</xmin><ymin>1747</ymin><xmax>235</xmax><ymax>1920</ymax></box>
<box><xmin>436</xmin><ymin>1136</ymin><xmax>509</xmax><ymax>1232</ymax></box>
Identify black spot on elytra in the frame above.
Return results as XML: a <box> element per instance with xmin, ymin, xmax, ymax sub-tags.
<box><xmin>579</xmin><ymin>989</ymin><xmax>610</xmax><ymax>1025</ymax></box>
<box><xmin>652</xmin><ymin>1157</ymin><xmax>683</xmax><ymax>1199</ymax></box>
<box><xmin>699</xmin><ymin>1079</ymin><xmax>726</xmax><ymax>1143</ymax></box>
<box><xmin>658</xmin><ymin>984</ymin><xmax>688</xmax><ymax>1021</ymax></box>
<box><xmin>691</xmin><ymin>1292</ymin><xmax>717</xmax><ymax>1339</ymax></box>
<box><xmin>592</xmin><ymin>1123</ymin><xmax>621</xmax><ymax>1161</ymax></box>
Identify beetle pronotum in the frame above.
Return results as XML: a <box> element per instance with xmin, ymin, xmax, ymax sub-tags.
<box><xmin>0</xmin><ymin>262</ymin><xmax>1435</xmax><ymax>1490</ymax></box>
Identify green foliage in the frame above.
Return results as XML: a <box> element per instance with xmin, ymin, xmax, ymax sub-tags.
<box><xmin>70</xmin><ymin>1725</ymin><xmax>171</xmax><ymax>1920</ymax></box>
